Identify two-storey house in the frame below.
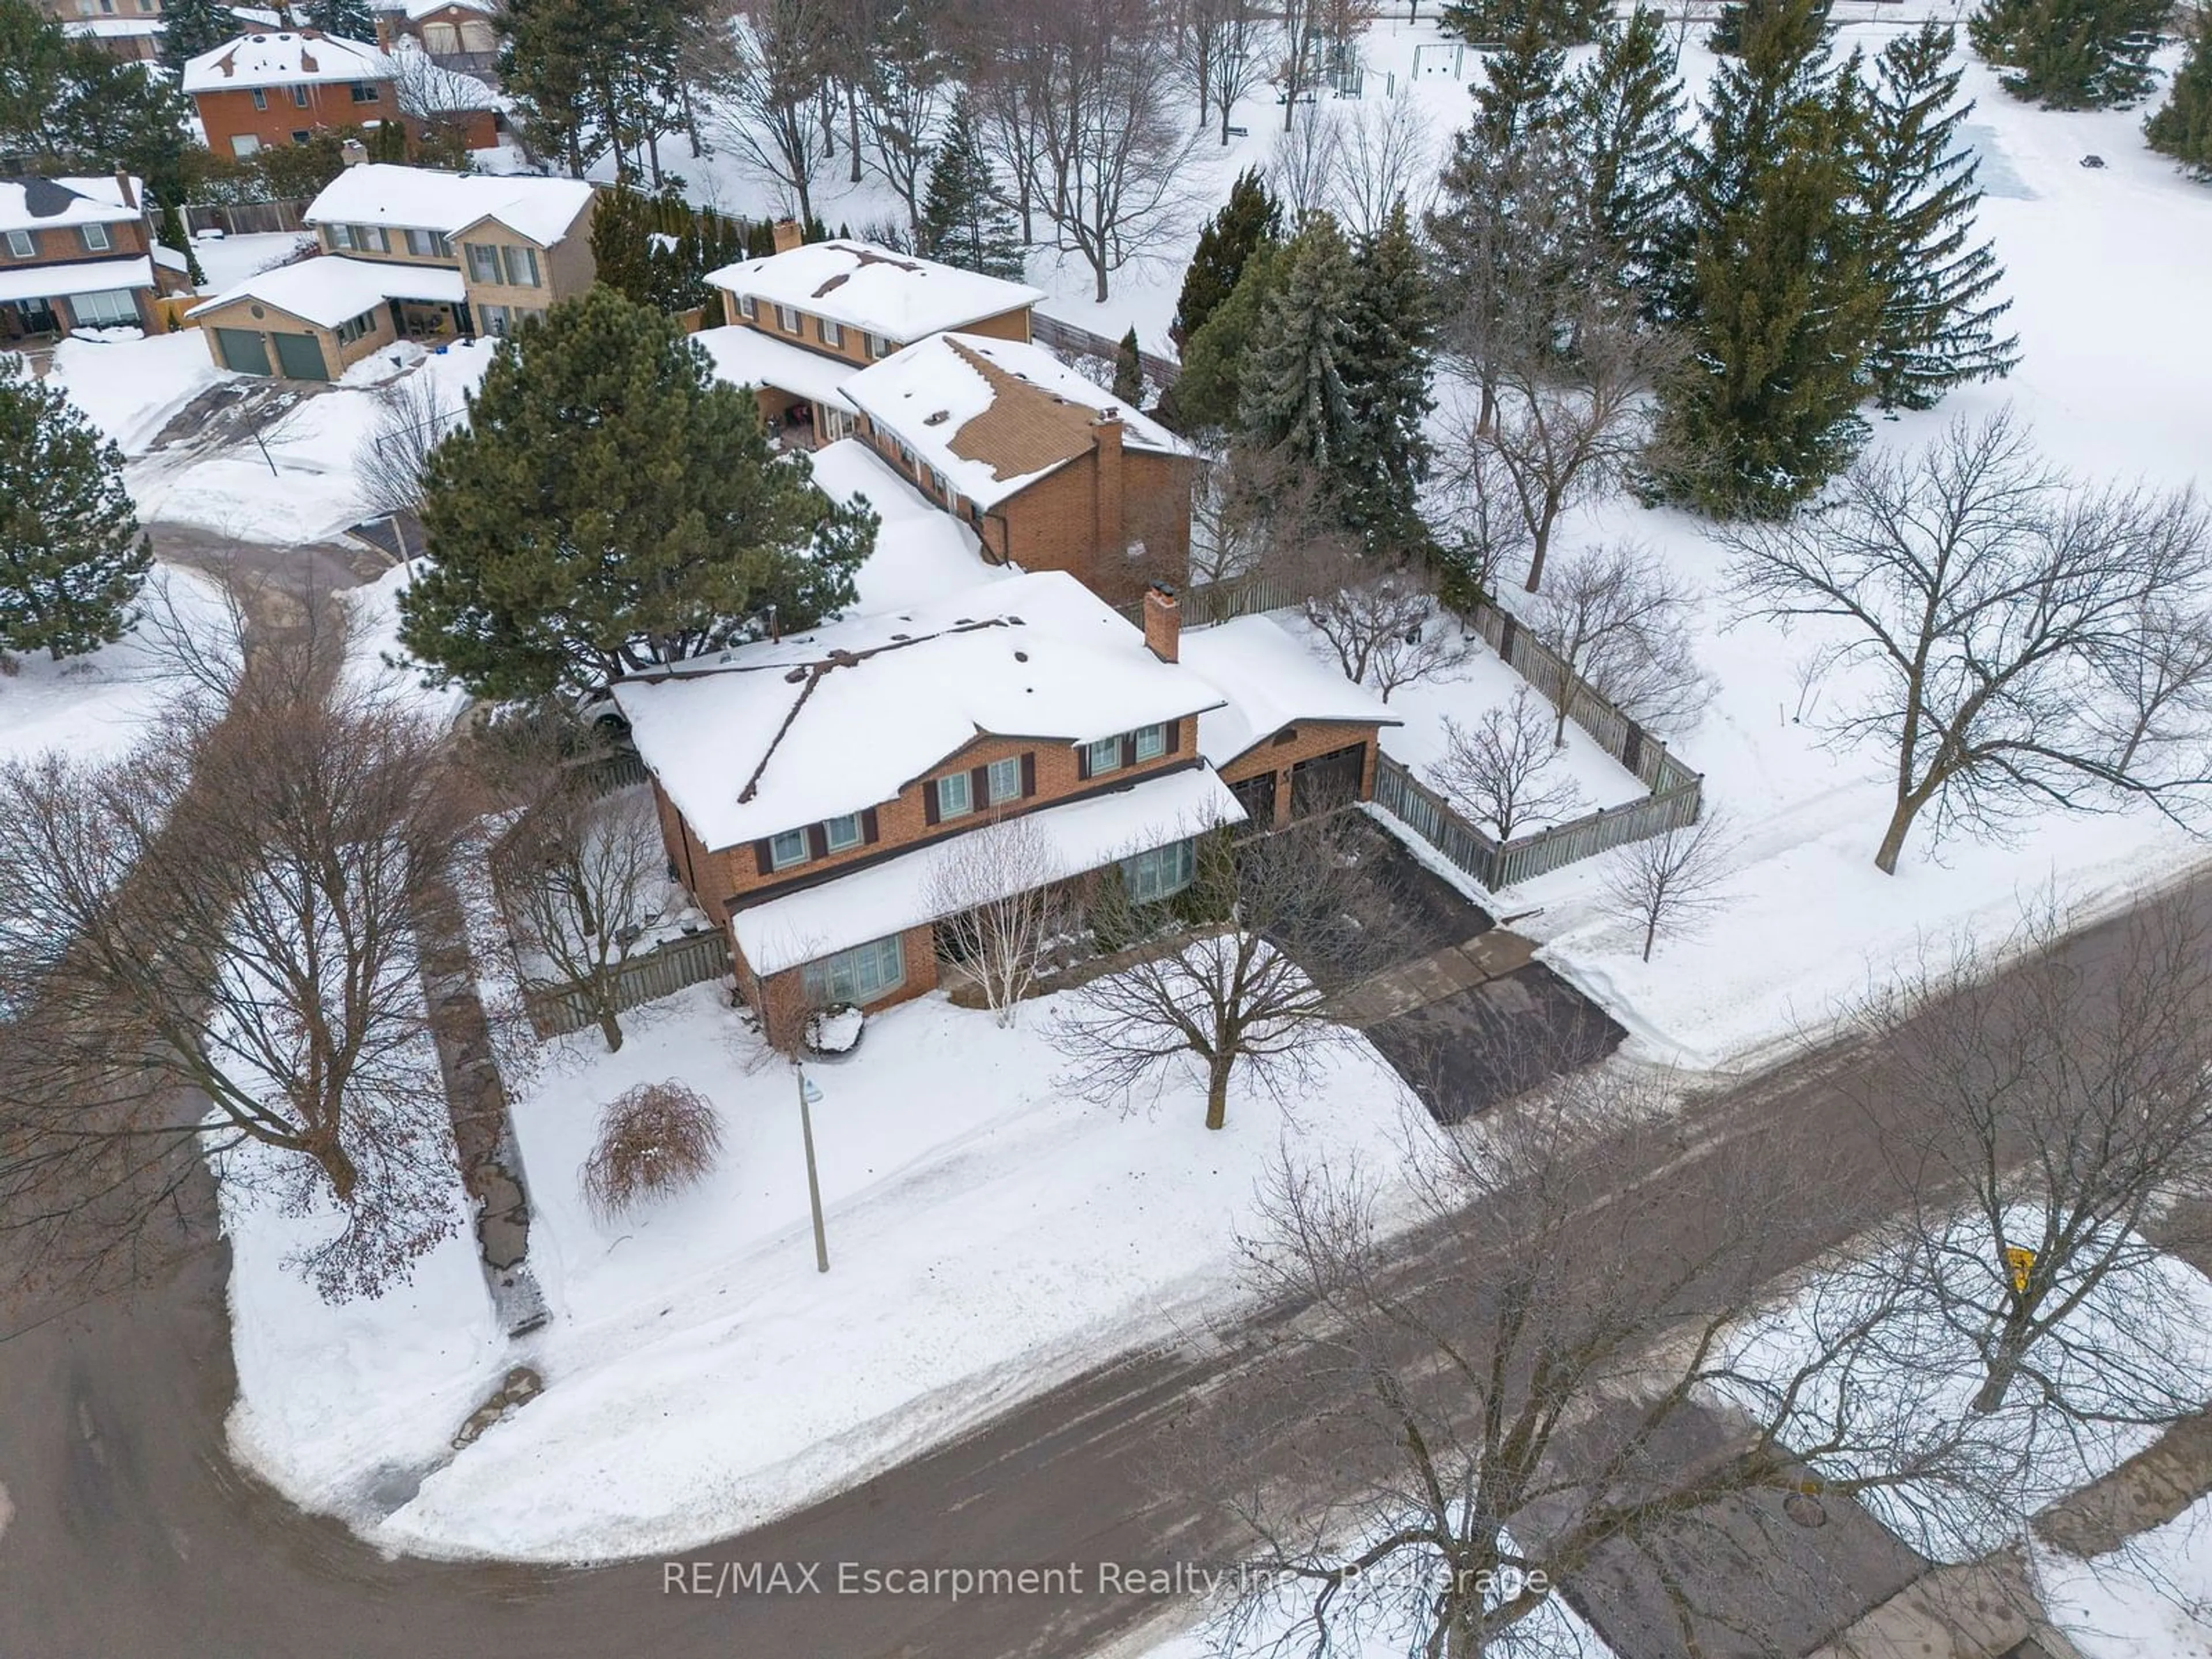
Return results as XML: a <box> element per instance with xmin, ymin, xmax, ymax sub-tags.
<box><xmin>181</xmin><ymin>30</ymin><xmax>495</xmax><ymax>158</ymax></box>
<box><xmin>0</xmin><ymin>174</ymin><xmax>176</xmax><ymax>343</ymax></box>
<box><xmin>185</xmin><ymin>162</ymin><xmax>595</xmax><ymax>379</ymax></box>
<box><xmin>611</xmin><ymin>573</ymin><xmax>1395</xmax><ymax>1042</ymax></box>
<box><xmin>370</xmin><ymin>0</ymin><xmax>499</xmax><ymax>74</ymax></box>
<box><xmin>43</xmin><ymin>0</ymin><xmax>165</xmax><ymax>62</ymax></box>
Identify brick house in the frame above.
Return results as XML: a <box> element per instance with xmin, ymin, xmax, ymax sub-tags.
<box><xmin>370</xmin><ymin>0</ymin><xmax>499</xmax><ymax>73</ymax></box>
<box><xmin>609</xmin><ymin>574</ymin><xmax>1393</xmax><ymax>1043</ymax></box>
<box><xmin>181</xmin><ymin>30</ymin><xmax>496</xmax><ymax>159</ymax></box>
<box><xmin>185</xmin><ymin>162</ymin><xmax>595</xmax><ymax>378</ymax></box>
<box><xmin>842</xmin><ymin>331</ymin><xmax>1198</xmax><ymax>607</ymax></box>
<box><xmin>0</xmin><ymin>174</ymin><xmax>182</xmax><ymax>343</ymax></box>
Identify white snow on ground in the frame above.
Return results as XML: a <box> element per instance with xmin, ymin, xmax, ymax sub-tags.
<box><xmin>340</xmin><ymin>560</ymin><xmax>474</xmax><ymax>729</ymax></box>
<box><xmin>0</xmin><ymin>563</ymin><xmax>232</xmax><ymax>764</ymax></box>
<box><xmin>2039</xmin><ymin>1494</ymin><xmax>2212</xmax><ymax>1657</ymax></box>
<box><xmin>224</xmin><ymin>980</ymin><xmax>1425</xmax><ymax>1561</ymax></box>
<box><xmin>187</xmin><ymin>229</ymin><xmax>315</xmax><ymax>294</ymax></box>
<box><xmin>45</xmin><ymin>329</ymin><xmax>232</xmax><ymax>456</ymax></box>
<box><xmin>128</xmin><ymin>339</ymin><xmax>495</xmax><ymax>544</ymax></box>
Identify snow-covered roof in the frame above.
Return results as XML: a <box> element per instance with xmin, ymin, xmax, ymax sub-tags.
<box><xmin>694</xmin><ymin>323</ymin><xmax>856</xmax><ymax>414</ymax></box>
<box><xmin>806</xmin><ymin>438</ymin><xmax>1005</xmax><ymax>615</ymax></box>
<box><xmin>65</xmin><ymin>16</ymin><xmax>164</xmax><ymax>36</ymax></box>
<box><xmin>703</xmin><ymin>241</ymin><xmax>1043</xmax><ymax>343</ymax></box>
<box><xmin>0</xmin><ymin>176</ymin><xmax>146</xmax><ymax>235</ymax></box>
<box><xmin>1179</xmin><ymin>615</ymin><xmax>1402</xmax><ymax>766</ymax></box>
<box><xmin>733</xmin><ymin>766</ymin><xmax>1245</xmax><ymax>977</ymax></box>
<box><xmin>375</xmin><ymin>0</ymin><xmax>497</xmax><ymax>18</ymax></box>
<box><xmin>609</xmin><ymin>569</ymin><xmax>1226</xmax><ymax>851</ymax></box>
<box><xmin>305</xmin><ymin>164</ymin><xmax>586</xmax><ymax>245</ymax></box>
<box><xmin>185</xmin><ymin>253</ymin><xmax>463</xmax><ymax>328</ymax></box>
<box><xmin>0</xmin><ymin>256</ymin><xmax>152</xmax><ymax>304</ymax></box>
<box><xmin>181</xmin><ymin>31</ymin><xmax>393</xmax><ymax>95</ymax></box>
<box><xmin>842</xmin><ymin>332</ymin><xmax>1193</xmax><ymax>511</ymax></box>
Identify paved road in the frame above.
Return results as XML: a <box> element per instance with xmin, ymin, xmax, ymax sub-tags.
<box><xmin>2</xmin><ymin>882</ymin><xmax>2192</xmax><ymax>1659</ymax></box>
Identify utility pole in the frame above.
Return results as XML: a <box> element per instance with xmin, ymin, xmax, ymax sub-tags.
<box><xmin>797</xmin><ymin>1066</ymin><xmax>828</xmax><ymax>1272</ymax></box>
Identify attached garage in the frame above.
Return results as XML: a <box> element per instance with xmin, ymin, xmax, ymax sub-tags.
<box><xmin>212</xmin><ymin>327</ymin><xmax>271</xmax><ymax>374</ymax></box>
<box><xmin>270</xmin><ymin>330</ymin><xmax>330</xmax><ymax>381</ymax></box>
<box><xmin>1290</xmin><ymin>743</ymin><xmax>1368</xmax><ymax>820</ymax></box>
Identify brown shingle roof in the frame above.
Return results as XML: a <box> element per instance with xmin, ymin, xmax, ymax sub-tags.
<box><xmin>940</xmin><ymin>338</ymin><xmax>1111</xmax><ymax>483</ymax></box>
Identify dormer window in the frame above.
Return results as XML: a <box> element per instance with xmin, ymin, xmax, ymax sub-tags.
<box><xmin>79</xmin><ymin>223</ymin><xmax>111</xmax><ymax>253</ymax></box>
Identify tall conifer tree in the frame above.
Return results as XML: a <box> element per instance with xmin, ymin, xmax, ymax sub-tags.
<box><xmin>1854</xmin><ymin>22</ymin><xmax>2019</xmax><ymax>409</ymax></box>
<box><xmin>2146</xmin><ymin>7</ymin><xmax>2212</xmax><ymax>177</ymax></box>
<box><xmin>158</xmin><ymin>0</ymin><xmax>238</xmax><ymax>68</ymax></box>
<box><xmin>1236</xmin><ymin>214</ymin><xmax>1359</xmax><ymax>479</ymax></box>
<box><xmin>1562</xmin><ymin>6</ymin><xmax>1688</xmax><ymax>308</ymax></box>
<box><xmin>1340</xmin><ymin>202</ymin><xmax>1437</xmax><ymax>550</ymax></box>
<box><xmin>918</xmin><ymin>93</ymin><xmax>1024</xmax><ymax>279</ymax></box>
<box><xmin>1170</xmin><ymin>168</ymin><xmax>1280</xmax><ymax>350</ymax></box>
<box><xmin>1969</xmin><ymin>0</ymin><xmax>2165</xmax><ymax>108</ymax></box>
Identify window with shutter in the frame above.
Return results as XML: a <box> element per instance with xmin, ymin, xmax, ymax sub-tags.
<box><xmin>1086</xmin><ymin>736</ymin><xmax>1122</xmax><ymax>777</ymax></box>
<box><xmin>986</xmin><ymin>756</ymin><xmax>1022</xmax><ymax>804</ymax></box>
<box><xmin>825</xmin><ymin>813</ymin><xmax>863</xmax><ymax>852</ymax></box>
<box><xmin>768</xmin><ymin>828</ymin><xmax>809</xmax><ymax>869</ymax></box>
<box><xmin>1134</xmin><ymin>724</ymin><xmax>1166</xmax><ymax>762</ymax></box>
<box><xmin>935</xmin><ymin>771</ymin><xmax>973</xmax><ymax>819</ymax></box>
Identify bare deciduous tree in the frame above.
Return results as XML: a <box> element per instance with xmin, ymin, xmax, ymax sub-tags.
<box><xmin>1332</xmin><ymin>91</ymin><xmax>1436</xmax><ymax>240</ymax></box>
<box><xmin>1726</xmin><ymin>411</ymin><xmax>2212</xmax><ymax>874</ymax></box>
<box><xmin>1851</xmin><ymin>892</ymin><xmax>2212</xmax><ymax>1423</ymax></box>
<box><xmin>353</xmin><ymin>368</ymin><xmax>464</xmax><ymax>562</ymax></box>
<box><xmin>1429</xmin><ymin>685</ymin><xmax>1584</xmax><ymax>841</ymax></box>
<box><xmin>1179</xmin><ymin>0</ymin><xmax>1270</xmax><ymax>146</ymax></box>
<box><xmin>1205</xmin><ymin>1062</ymin><xmax>2024</xmax><ymax>1657</ymax></box>
<box><xmin>1604</xmin><ymin>810</ymin><xmax>1730</xmax><ymax>962</ymax></box>
<box><xmin>1050</xmin><ymin>818</ymin><xmax>1407</xmax><ymax>1131</ymax></box>
<box><xmin>388</xmin><ymin>40</ymin><xmax>494</xmax><ymax>126</ymax></box>
<box><xmin>853</xmin><ymin>1</ymin><xmax>947</xmax><ymax>237</ymax></box>
<box><xmin>1280</xmin><ymin>520</ymin><xmax>1469</xmax><ymax>703</ymax></box>
<box><xmin>478</xmin><ymin>713</ymin><xmax>676</xmax><ymax>1054</ymax></box>
<box><xmin>712</xmin><ymin>0</ymin><xmax>837</xmax><ymax>225</ymax></box>
<box><xmin>0</xmin><ymin>621</ymin><xmax>474</xmax><ymax>1300</ymax></box>
<box><xmin>581</xmin><ymin>1080</ymin><xmax>723</xmax><ymax>1219</ymax></box>
<box><xmin>925</xmin><ymin>813</ymin><xmax>1078</xmax><ymax>1027</ymax></box>
<box><xmin>1267</xmin><ymin>100</ymin><xmax>1343</xmax><ymax>221</ymax></box>
<box><xmin>1523</xmin><ymin>540</ymin><xmax>1711</xmax><ymax>749</ymax></box>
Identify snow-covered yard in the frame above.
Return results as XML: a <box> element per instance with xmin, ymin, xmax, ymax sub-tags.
<box><xmin>45</xmin><ymin>329</ymin><xmax>233</xmax><ymax>456</ymax></box>
<box><xmin>187</xmin><ymin>229</ymin><xmax>315</xmax><ymax>295</ymax></box>
<box><xmin>2040</xmin><ymin>1495</ymin><xmax>2212</xmax><ymax>1657</ymax></box>
<box><xmin>222</xmin><ymin>982</ymin><xmax>1427</xmax><ymax>1562</ymax></box>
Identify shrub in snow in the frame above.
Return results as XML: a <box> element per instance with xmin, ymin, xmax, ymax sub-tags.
<box><xmin>581</xmin><ymin>1081</ymin><xmax>722</xmax><ymax>1220</ymax></box>
<box><xmin>804</xmin><ymin>1004</ymin><xmax>865</xmax><ymax>1056</ymax></box>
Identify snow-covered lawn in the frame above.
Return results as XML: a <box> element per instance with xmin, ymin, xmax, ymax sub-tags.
<box><xmin>0</xmin><ymin>563</ymin><xmax>232</xmax><ymax>766</ymax></box>
<box><xmin>187</xmin><ymin>229</ymin><xmax>315</xmax><ymax>294</ymax></box>
<box><xmin>128</xmin><ymin>339</ymin><xmax>495</xmax><ymax>544</ymax></box>
<box><xmin>2039</xmin><ymin>1495</ymin><xmax>2212</xmax><ymax>1657</ymax></box>
<box><xmin>45</xmin><ymin>329</ymin><xmax>232</xmax><ymax>456</ymax></box>
<box><xmin>221</xmin><ymin>982</ymin><xmax>1426</xmax><ymax>1562</ymax></box>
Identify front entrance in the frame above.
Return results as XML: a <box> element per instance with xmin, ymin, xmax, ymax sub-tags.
<box><xmin>1290</xmin><ymin>743</ymin><xmax>1367</xmax><ymax>820</ymax></box>
<box><xmin>5</xmin><ymin>297</ymin><xmax>59</xmax><ymax>340</ymax></box>
<box><xmin>270</xmin><ymin>331</ymin><xmax>329</xmax><ymax>381</ymax></box>
<box><xmin>213</xmin><ymin>327</ymin><xmax>271</xmax><ymax>374</ymax></box>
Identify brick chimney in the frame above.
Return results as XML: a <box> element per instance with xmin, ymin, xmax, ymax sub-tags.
<box><xmin>1143</xmin><ymin>584</ymin><xmax>1180</xmax><ymax>664</ymax></box>
<box><xmin>1093</xmin><ymin>410</ymin><xmax>1126</xmax><ymax>583</ymax></box>
<box><xmin>771</xmin><ymin>217</ymin><xmax>803</xmax><ymax>254</ymax></box>
<box><xmin>340</xmin><ymin>138</ymin><xmax>368</xmax><ymax>168</ymax></box>
<box><xmin>113</xmin><ymin>170</ymin><xmax>135</xmax><ymax>209</ymax></box>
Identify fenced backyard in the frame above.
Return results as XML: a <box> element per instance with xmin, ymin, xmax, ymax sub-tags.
<box><xmin>521</xmin><ymin>926</ymin><xmax>732</xmax><ymax>1039</ymax></box>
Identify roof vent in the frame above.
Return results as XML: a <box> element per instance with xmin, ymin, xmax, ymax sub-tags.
<box><xmin>1013</xmin><ymin>650</ymin><xmax>1029</xmax><ymax>662</ymax></box>
<box><xmin>889</xmin><ymin>632</ymin><xmax>910</xmax><ymax>641</ymax></box>
<box><xmin>923</xmin><ymin>410</ymin><xmax>950</xmax><ymax>426</ymax></box>
<box><xmin>250</xmin><ymin>32</ymin><xmax>267</xmax><ymax>40</ymax></box>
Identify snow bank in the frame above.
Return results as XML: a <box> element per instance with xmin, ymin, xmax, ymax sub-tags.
<box><xmin>2037</xmin><ymin>1493</ymin><xmax>2212</xmax><ymax>1658</ymax></box>
<box><xmin>47</xmin><ymin>329</ymin><xmax>231</xmax><ymax>456</ymax></box>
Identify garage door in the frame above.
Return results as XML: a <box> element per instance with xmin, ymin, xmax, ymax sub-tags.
<box><xmin>1290</xmin><ymin>743</ymin><xmax>1366</xmax><ymax>819</ymax></box>
<box><xmin>270</xmin><ymin>331</ymin><xmax>329</xmax><ymax>381</ymax></box>
<box><xmin>1228</xmin><ymin>770</ymin><xmax>1277</xmax><ymax>832</ymax></box>
<box><xmin>213</xmin><ymin>327</ymin><xmax>270</xmax><ymax>375</ymax></box>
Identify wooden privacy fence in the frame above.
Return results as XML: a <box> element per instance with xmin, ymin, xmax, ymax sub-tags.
<box><xmin>1115</xmin><ymin>573</ymin><xmax>1302</xmax><ymax>630</ymax></box>
<box><xmin>522</xmin><ymin>926</ymin><xmax>731</xmax><ymax>1039</ymax></box>
<box><xmin>184</xmin><ymin>199</ymin><xmax>316</xmax><ymax>236</ymax></box>
<box><xmin>1029</xmin><ymin>312</ymin><xmax>1181</xmax><ymax>392</ymax></box>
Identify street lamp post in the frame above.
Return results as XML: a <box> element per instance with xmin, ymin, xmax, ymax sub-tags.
<box><xmin>797</xmin><ymin>1065</ymin><xmax>828</xmax><ymax>1273</ymax></box>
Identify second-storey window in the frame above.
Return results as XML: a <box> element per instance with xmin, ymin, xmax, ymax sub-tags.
<box><xmin>465</xmin><ymin>243</ymin><xmax>501</xmax><ymax>283</ymax></box>
<box><xmin>1086</xmin><ymin>736</ymin><xmax>1123</xmax><ymax>777</ymax></box>
<box><xmin>353</xmin><ymin>225</ymin><xmax>388</xmax><ymax>253</ymax></box>
<box><xmin>406</xmin><ymin>228</ymin><xmax>450</xmax><ymax>257</ymax></box>
<box><xmin>824</xmin><ymin>812</ymin><xmax>863</xmax><ymax>853</ymax></box>
<box><xmin>79</xmin><ymin>222</ymin><xmax>111</xmax><ymax>253</ymax></box>
<box><xmin>1134</xmin><ymin>723</ymin><xmax>1168</xmax><ymax>762</ymax></box>
<box><xmin>251</xmin><ymin>89</ymin><xmax>268</xmax><ymax>110</ymax></box>
<box><xmin>986</xmin><ymin>755</ymin><xmax>1022</xmax><ymax>805</ymax></box>
<box><xmin>737</xmin><ymin>294</ymin><xmax>756</xmax><ymax>321</ymax></box>
<box><xmin>3</xmin><ymin>229</ymin><xmax>32</xmax><ymax>258</ymax></box>
<box><xmin>775</xmin><ymin>303</ymin><xmax>799</xmax><ymax>333</ymax></box>
<box><xmin>325</xmin><ymin>223</ymin><xmax>354</xmax><ymax>251</ymax></box>
<box><xmin>350</xmin><ymin>81</ymin><xmax>379</xmax><ymax>103</ymax></box>
<box><xmin>291</xmin><ymin>85</ymin><xmax>309</xmax><ymax>107</ymax></box>
<box><xmin>872</xmin><ymin>334</ymin><xmax>896</xmax><ymax>358</ymax></box>
<box><xmin>819</xmin><ymin>316</ymin><xmax>842</xmax><ymax>348</ymax></box>
<box><xmin>768</xmin><ymin>827</ymin><xmax>809</xmax><ymax>869</ymax></box>
<box><xmin>934</xmin><ymin>771</ymin><xmax>972</xmax><ymax>819</ymax></box>
<box><xmin>502</xmin><ymin>245</ymin><xmax>540</xmax><ymax>287</ymax></box>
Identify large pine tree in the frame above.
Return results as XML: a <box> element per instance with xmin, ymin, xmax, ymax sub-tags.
<box><xmin>1168</xmin><ymin>238</ymin><xmax>1287</xmax><ymax>433</ymax></box>
<box><xmin>2146</xmin><ymin>7</ymin><xmax>2212</xmax><ymax>178</ymax></box>
<box><xmin>0</xmin><ymin>358</ymin><xmax>150</xmax><ymax>662</ymax></box>
<box><xmin>301</xmin><ymin>0</ymin><xmax>375</xmax><ymax>40</ymax></box>
<box><xmin>1236</xmin><ymin>214</ymin><xmax>1359</xmax><ymax>480</ymax></box>
<box><xmin>918</xmin><ymin>93</ymin><xmax>1024</xmax><ymax>281</ymax></box>
<box><xmin>1562</xmin><ymin>6</ymin><xmax>1688</xmax><ymax>309</ymax></box>
<box><xmin>1339</xmin><ymin>202</ymin><xmax>1437</xmax><ymax>551</ymax></box>
<box><xmin>158</xmin><ymin>0</ymin><xmax>238</xmax><ymax>68</ymax></box>
<box><xmin>1968</xmin><ymin>0</ymin><xmax>2165</xmax><ymax>108</ymax></box>
<box><xmin>1655</xmin><ymin>0</ymin><xmax>1881</xmax><ymax>516</ymax></box>
<box><xmin>1853</xmin><ymin>22</ymin><xmax>2019</xmax><ymax>410</ymax></box>
<box><xmin>399</xmin><ymin>289</ymin><xmax>877</xmax><ymax>699</ymax></box>
<box><xmin>1440</xmin><ymin>0</ymin><xmax>1612</xmax><ymax>48</ymax></box>
<box><xmin>1169</xmin><ymin>168</ymin><xmax>1280</xmax><ymax>351</ymax></box>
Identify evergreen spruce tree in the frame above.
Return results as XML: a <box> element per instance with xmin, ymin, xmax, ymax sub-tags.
<box><xmin>1169</xmin><ymin>238</ymin><xmax>1286</xmax><ymax>432</ymax></box>
<box><xmin>1113</xmin><ymin>328</ymin><xmax>1144</xmax><ymax>406</ymax></box>
<box><xmin>1339</xmin><ymin>201</ymin><xmax>1437</xmax><ymax>550</ymax></box>
<box><xmin>1169</xmin><ymin>168</ymin><xmax>1279</xmax><ymax>351</ymax></box>
<box><xmin>158</xmin><ymin>0</ymin><xmax>239</xmax><ymax>67</ymax></box>
<box><xmin>1562</xmin><ymin>6</ymin><xmax>1688</xmax><ymax>308</ymax></box>
<box><xmin>1854</xmin><ymin>22</ymin><xmax>2019</xmax><ymax>410</ymax></box>
<box><xmin>157</xmin><ymin>199</ymin><xmax>206</xmax><ymax>287</ymax></box>
<box><xmin>1441</xmin><ymin>0</ymin><xmax>1612</xmax><ymax>48</ymax></box>
<box><xmin>301</xmin><ymin>0</ymin><xmax>374</xmax><ymax>39</ymax></box>
<box><xmin>1656</xmin><ymin>0</ymin><xmax>1881</xmax><ymax>515</ymax></box>
<box><xmin>1969</xmin><ymin>0</ymin><xmax>2165</xmax><ymax>108</ymax></box>
<box><xmin>0</xmin><ymin>358</ymin><xmax>150</xmax><ymax>662</ymax></box>
<box><xmin>1471</xmin><ymin>12</ymin><xmax>1571</xmax><ymax>147</ymax></box>
<box><xmin>1236</xmin><ymin>214</ymin><xmax>1359</xmax><ymax>488</ymax></box>
<box><xmin>2146</xmin><ymin>6</ymin><xmax>2212</xmax><ymax>178</ymax></box>
<box><xmin>399</xmin><ymin>289</ymin><xmax>878</xmax><ymax>699</ymax></box>
<box><xmin>918</xmin><ymin>93</ymin><xmax>1024</xmax><ymax>279</ymax></box>
<box><xmin>588</xmin><ymin>185</ymin><xmax>657</xmax><ymax>308</ymax></box>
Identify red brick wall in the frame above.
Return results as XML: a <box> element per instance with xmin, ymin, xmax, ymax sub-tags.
<box><xmin>1215</xmin><ymin>719</ymin><xmax>1383</xmax><ymax>829</ymax></box>
<box><xmin>194</xmin><ymin>82</ymin><xmax>492</xmax><ymax>154</ymax></box>
<box><xmin>0</xmin><ymin>216</ymin><xmax>150</xmax><ymax>264</ymax></box>
<box><xmin>740</xmin><ymin>919</ymin><xmax>941</xmax><ymax>1049</ymax></box>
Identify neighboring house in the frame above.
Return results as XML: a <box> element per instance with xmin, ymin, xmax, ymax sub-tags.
<box><xmin>609</xmin><ymin>575</ymin><xmax>1394</xmax><ymax>1042</ymax></box>
<box><xmin>181</xmin><ymin>30</ymin><xmax>496</xmax><ymax>158</ymax></box>
<box><xmin>186</xmin><ymin>162</ymin><xmax>595</xmax><ymax>377</ymax></box>
<box><xmin>700</xmin><ymin>232</ymin><xmax>1043</xmax><ymax>450</ymax></box>
<box><xmin>371</xmin><ymin>0</ymin><xmax>499</xmax><ymax>74</ymax></box>
<box><xmin>842</xmin><ymin>331</ymin><xmax>1198</xmax><ymax>607</ymax></box>
<box><xmin>56</xmin><ymin>0</ymin><xmax>165</xmax><ymax>63</ymax></box>
<box><xmin>0</xmin><ymin>175</ymin><xmax>180</xmax><ymax>344</ymax></box>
